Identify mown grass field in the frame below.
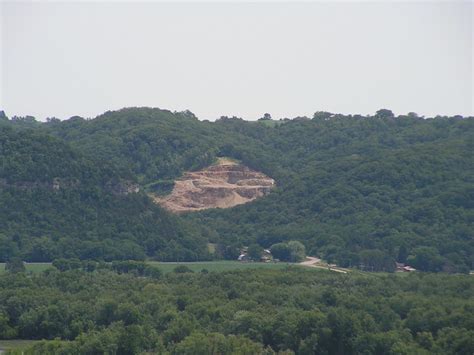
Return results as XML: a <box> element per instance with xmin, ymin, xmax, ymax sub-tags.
<box><xmin>148</xmin><ymin>260</ymin><xmax>300</xmax><ymax>273</ymax></box>
<box><xmin>0</xmin><ymin>263</ymin><xmax>52</xmax><ymax>274</ymax></box>
<box><xmin>0</xmin><ymin>340</ymin><xmax>40</xmax><ymax>351</ymax></box>
<box><xmin>0</xmin><ymin>261</ymin><xmax>302</xmax><ymax>275</ymax></box>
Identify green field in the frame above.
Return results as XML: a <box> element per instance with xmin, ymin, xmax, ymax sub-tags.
<box><xmin>147</xmin><ymin>260</ymin><xmax>300</xmax><ymax>273</ymax></box>
<box><xmin>0</xmin><ymin>263</ymin><xmax>52</xmax><ymax>274</ymax></box>
<box><xmin>0</xmin><ymin>340</ymin><xmax>40</xmax><ymax>351</ymax></box>
<box><xmin>0</xmin><ymin>261</ymin><xmax>303</xmax><ymax>275</ymax></box>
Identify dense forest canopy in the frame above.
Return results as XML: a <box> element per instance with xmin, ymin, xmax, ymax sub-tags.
<box><xmin>0</xmin><ymin>108</ymin><xmax>472</xmax><ymax>272</ymax></box>
<box><xmin>0</xmin><ymin>267</ymin><xmax>473</xmax><ymax>354</ymax></box>
<box><xmin>0</xmin><ymin>123</ymin><xmax>208</xmax><ymax>262</ymax></box>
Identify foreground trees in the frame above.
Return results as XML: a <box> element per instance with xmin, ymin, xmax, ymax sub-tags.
<box><xmin>0</xmin><ymin>267</ymin><xmax>473</xmax><ymax>354</ymax></box>
<box><xmin>4</xmin><ymin>258</ymin><xmax>25</xmax><ymax>273</ymax></box>
<box><xmin>270</xmin><ymin>241</ymin><xmax>306</xmax><ymax>262</ymax></box>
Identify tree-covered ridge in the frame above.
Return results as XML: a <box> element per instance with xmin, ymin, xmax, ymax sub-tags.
<box><xmin>191</xmin><ymin>116</ymin><xmax>474</xmax><ymax>273</ymax></box>
<box><xmin>0</xmin><ymin>126</ymin><xmax>103</xmax><ymax>185</ymax></box>
<box><xmin>1</xmin><ymin>268</ymin><xmax>473</xmax><ymax>354</ymax></box>
<box><xmin>44</xmin><ymin>108</ymin><xmax>221</xmax><ymax>182</ymax></box>
<box><xmin>0</xmin><ymin>108</ymin><xmax>473</xmax><ymax>271</ymax></box>
<box><xmin>0</xmin><ymin>124</ymin><xmax>209</xmax><ymax>262</ymax></box>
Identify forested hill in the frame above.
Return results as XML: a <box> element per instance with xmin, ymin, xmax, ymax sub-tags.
<box><xmin>1</xmin><ymin>108</ymin><xmax>473</xmax><ymax>272</ymax></box>
<box><xmin>0</xmin><ymin>123</ymin><xmax>208</xmax><ymax>262</ymax></box>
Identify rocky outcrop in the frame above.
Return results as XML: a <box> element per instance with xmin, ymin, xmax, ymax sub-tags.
<box><xmin>0</xmin><ymin>177</ymin><xmax>139</xmax><ymax>196</ymax></box>
<box><xmin>0</xmin><ymin>177</ymin><xmax>80</xmax><ymax>191</ymax></box>
<box><xmin>153</xmin><ymin>159</ymin><xmax>275</xmax><ymax>212</ymax></box>
<box><xmin>106</xmin><ymin>180</ymin><xmax>140</xmax><ymax>196</ymax></box>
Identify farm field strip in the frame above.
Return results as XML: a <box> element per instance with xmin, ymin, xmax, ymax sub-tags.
<box><xmin>147</xmin><ymin>261</ymin><xmax>299</xmax><ymax>273</ymax></box>
<box><xmin>0</xmin><ymin>261</ymin><xmax>306</xmax><ymax>274</ymax></box>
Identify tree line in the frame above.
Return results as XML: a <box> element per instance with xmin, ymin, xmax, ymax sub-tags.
<box><xmin>1</xmin><ymin>264</ymin><xmax>473</xmax><ymax>354</ymax></box>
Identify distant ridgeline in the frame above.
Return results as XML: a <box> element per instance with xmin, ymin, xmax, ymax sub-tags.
<box><xmin>0</xmin><ymin>108</ymin><xmax>472</xmax><ymax>272</ymax></box>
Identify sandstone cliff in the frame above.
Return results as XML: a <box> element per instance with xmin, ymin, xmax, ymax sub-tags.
<box><xmin>153</xmin><ymin>158</ymin><xmax>275</xmax><ymax>212</ymax></box>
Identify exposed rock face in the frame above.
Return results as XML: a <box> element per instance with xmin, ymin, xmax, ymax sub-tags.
<box><xmin>153</xmin><ymin>159</ymin><xmax>275</xmax><ymax>212</ymax></box>
<box><xmin>0</xmin><ymin>177</ymin><xmax>139</xmax><ymax>196</ymax></box>
<box><xmin>106</xmin><ymin>180</ymin><xmax>140</xmax><ymax>196</ymax></box>
<box><xmin>0</xmin><ymin>177</ymin><xmax>80</xmax><ymax>191</ymax></box>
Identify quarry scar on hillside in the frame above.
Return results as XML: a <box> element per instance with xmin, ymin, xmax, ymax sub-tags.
<box><xmin>152</xmin><ymin>158</ymin><xmax>275</xmax><ymax>212</ymax></box>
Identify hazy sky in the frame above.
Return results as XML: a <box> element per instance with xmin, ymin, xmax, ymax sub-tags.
<box><xmin>1</xmin><ymin>1</ymin><xmax>472</xmax><ymax>121</ymax></box>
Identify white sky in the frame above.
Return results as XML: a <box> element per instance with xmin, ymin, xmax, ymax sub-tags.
<box><xmin>1</xmin><ymin>1</ymin><xmax>472</xmax><ymax>121</ymax></box>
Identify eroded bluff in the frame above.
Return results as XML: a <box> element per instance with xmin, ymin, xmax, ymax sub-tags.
<box><xmin>153</xmin><ymin>160</ymin><xmax>275</xmax><ymax>212</ymax></box>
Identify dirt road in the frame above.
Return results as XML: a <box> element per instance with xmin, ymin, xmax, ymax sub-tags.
<box><xmin>300</xmin><ymin>256</ymin><xmax>321</xmax><ymax>266</ymax></box>
<box><xmin>300</xmin><ymin>256</ymin><xmax>348</xmax><ymax>274</ymax></box>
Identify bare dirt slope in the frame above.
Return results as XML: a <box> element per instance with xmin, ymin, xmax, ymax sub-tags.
<box><xmin>153</xmin><ymin>158</ymin><xmax>275</xmax><ymax>212</ymax></box>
